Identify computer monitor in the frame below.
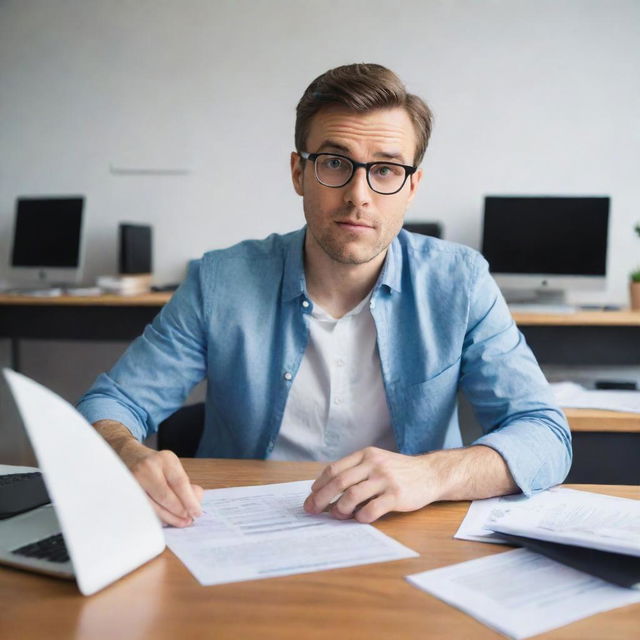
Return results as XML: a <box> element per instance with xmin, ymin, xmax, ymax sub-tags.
<box><xmin>10</xmin><ymin>196</ymin><xmax>85</xmax><ymax>287</ymax></box>
<box><xmin>481</xmin><ymin>195</ymin><xmax>610</xmax><ymax>304</ymax></box>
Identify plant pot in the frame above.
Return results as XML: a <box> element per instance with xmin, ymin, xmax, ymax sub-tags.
<box><xmin>630</xmin><ymin>281</ymin><xmax>640</xmax><ymax>310</ymax></box>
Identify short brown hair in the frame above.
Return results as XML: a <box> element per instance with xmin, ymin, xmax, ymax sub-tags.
<box><xmin>295</xmin><ymin>63</ymin><xmax>433</xmax><ymax>166</ymax></box>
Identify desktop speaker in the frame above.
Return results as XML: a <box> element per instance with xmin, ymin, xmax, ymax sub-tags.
<box><xmin>119</xmin><ymin>224</ymin><xmax>152</xmax><ymax>275</ymax></box>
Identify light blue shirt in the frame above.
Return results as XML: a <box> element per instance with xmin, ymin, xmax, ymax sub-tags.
<box><xmin>77</xmin><ymin>228</ymin><xmax>572</xmax><ymax>495</ymax></box>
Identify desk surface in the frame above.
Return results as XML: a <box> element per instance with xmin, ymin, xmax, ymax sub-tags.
<box><xmin>0</xmin><ymin>292</ymin><xmax>171</xmax><ymax>306</ymax></box>
<box><xmin>564</xmin><ymin>408</ymin><xmax>640</xmax><ymax>432</ymax></box>
<box><xmin>1</xmin><ymin>294</ymin><xmax>640</xmax><ymax>325</ymax></box>
<box><xmin>2</xmin><ymin>459</ymin><xmax>638</xmax><ymax>640</ymax></box>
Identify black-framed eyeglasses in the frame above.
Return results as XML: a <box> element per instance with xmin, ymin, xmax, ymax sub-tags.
<box><xmin>299</xmin><ymin>151</ymin><xmax>417</xmax><ymax>195</ymax></box>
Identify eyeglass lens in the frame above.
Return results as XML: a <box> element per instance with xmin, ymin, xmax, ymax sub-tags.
<box><xmin>314</xmin><ymin>155</ymin><xmax>407</xmax><ymax>194</ymax></box>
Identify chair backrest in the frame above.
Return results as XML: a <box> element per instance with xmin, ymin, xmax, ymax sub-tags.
<box><xmin>157</xmin><ymin>403</ymin><xmax>205</xmax><ymax>458</ymax></box>
<box><xmin>403</xmin><ymin>222</ymin><xmax>443</xmax><ymax>238</ymax></box>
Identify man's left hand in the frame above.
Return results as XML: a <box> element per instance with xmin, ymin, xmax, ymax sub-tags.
<box><xmin>304</xmin><ymin>444</ymin><xmax>518</xmax><ymax>523</ymax></box>
<box><xmin>303</xmin><ymin>447</ymin><xmax>438</xmax><ymax>523</ymax></box>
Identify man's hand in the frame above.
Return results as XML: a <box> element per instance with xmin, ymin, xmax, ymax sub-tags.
<box><xmin>304</xmin><ymin>445</ymin><xmax>518</xmax><ymax>523</ymax></box>
<box><xmin>93</xmin><ymin>420</ymin><xmax>203</xmax><ymax>528</ymax></box>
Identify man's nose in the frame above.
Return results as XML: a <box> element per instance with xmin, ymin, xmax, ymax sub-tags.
<box><xmin>343</xmin><ymin>167</ymin><xmax>371</xmax><ymax>208</ymax></box>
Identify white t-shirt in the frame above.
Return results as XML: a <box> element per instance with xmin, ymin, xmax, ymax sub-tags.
<box><xmin>269</xmin><ymin>292</ymin><xmax>396</xmax><ymax>461</ymax></box>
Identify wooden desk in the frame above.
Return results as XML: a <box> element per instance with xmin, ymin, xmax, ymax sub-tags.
<box><xmin>511</xmin><ymin>309</ymin><xmax>640</xmax><ymax>365</ymax></box>
<box><xmin>2</xmin><ymin>460</ymin><xmax>638</xmax><ymax>640</ymax></box>
<box><xmin>564</xmin><ymin>408</ymin><xmax>640</xmax><ymax>433</ymax></box>
<box><xmin>0</xmin><ymin>292</ymin><xmax>170</xmax><ymax>370</ymax></box>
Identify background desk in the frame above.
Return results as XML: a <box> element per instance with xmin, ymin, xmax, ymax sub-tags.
<box><xmin>2</xmin><ymin>459</ymin><xmax>639</xmax><ymax>640</ymax></box>
<box><xmin>513</xmin><ymin>309</ymin><xmax>640</xmax><ymax>365</ymax></box>
<box><xmin>2</xmin><ymin>295</ymin><xmax>639</xmax><ymax>367</ymax></box>
<box><xmin>0</xmin><ymin>292</ymin><xmax>170</xmax><ymax>371</ymax></box>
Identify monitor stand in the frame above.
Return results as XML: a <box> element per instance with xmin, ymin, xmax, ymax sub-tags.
<box><xmin>504</xmin><ymin>289</ymin><xmax>575</xmax><ymax>314</ymax></box>
<box><xmin>503</xmin><ymin>288</ymin><xmax>566</xmax><ymax>305</ymax></box>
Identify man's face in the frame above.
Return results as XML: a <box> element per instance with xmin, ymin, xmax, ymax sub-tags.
<box><xmin>291</xmin><ymin>106</ymin><xmax>423</xmax><ymax>266</ymax></box>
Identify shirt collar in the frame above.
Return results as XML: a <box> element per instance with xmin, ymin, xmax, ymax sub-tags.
<box><xmin>376</xmin><ymin>233</ymin><xmax>402</xmax><ymax>294</ymax></box>
<box><xmin>281</xmin><ymin>226</ymin><xmax>404</xmax><ymax>302</ymax></box>
<box><xmin>282</xmin><ymin>227</ymin><xmax>308</xmax><ymax>302</ymax></box>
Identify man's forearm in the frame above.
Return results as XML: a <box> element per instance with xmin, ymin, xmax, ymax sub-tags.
<box><xmin>426</xmin><ymin>444</ymin><xmax>519</xmax><ymax>502</ymax></box>
<box><xmin>92</xmin><ymin>419</ymin><xmax>203</xmax><ymax>526</ymax></box>
<box><xmin>93</xmin><ymin>419</ymin><xmax>152</xmax><ymax>468</ymax></box>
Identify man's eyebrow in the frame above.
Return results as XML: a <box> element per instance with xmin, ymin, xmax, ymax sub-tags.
<box><xmin>315</xmin><ymin>141</ymin><xmax>408</xmax><ymax>163</ymax></box>
<box><xmin>374</xmin><ymin>150</ymin><xmax>406</xmax><ymax>162</ymax></box>
<box><xmin>316</xmin><ymin>140</ymin><xmax>350</xmax><ymax>154</ymax></box>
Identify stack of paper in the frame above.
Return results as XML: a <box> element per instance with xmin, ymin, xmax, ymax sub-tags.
<box><xmin>97</xmin><ymin>274</ymin><xmax>152</xmax><ymax>296</ymax></box>
<box><xmin>551</xmin><ymin>381</ymin><xmax>640</xmax><ymax>413</ymax></box>
<box><xmin>407</xmin><ymin>488</ymin><xmax>640</xmax><ymax>638</ymax></box>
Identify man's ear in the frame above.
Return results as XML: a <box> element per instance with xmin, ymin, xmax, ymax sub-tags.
<box><xmin>291</xmin><ymin>152</ymin><xmax>304</xmax><ymax>196</ymax></box>
<box><xmin>406</xmin><ymin>168</ymin><xmax>423</xmax><ymax>205</ymax></box>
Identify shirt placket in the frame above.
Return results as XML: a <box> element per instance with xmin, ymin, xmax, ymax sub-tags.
<box><xmin>322</xmin><ymin>316</ymin><xmax>349</xmax><ymax>457</ymax></box>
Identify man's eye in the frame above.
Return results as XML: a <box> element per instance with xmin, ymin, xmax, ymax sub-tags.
<box><xmin>372</xmin><ymin>164</ymin><xmax>400</xmax><ymax>178</ymax></box>
<box><xmin>326</xmin><ymin>157</ymin><xmax>343</xmax><ymax>170</ymax></box>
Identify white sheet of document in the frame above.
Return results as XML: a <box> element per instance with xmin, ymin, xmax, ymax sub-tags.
<box><xmin>551</xmin><ymin>381</ymin><xmax>640</xmax><ymax>413</ymax></box>
<box><xmin>454</xmin><ymin>492</ymin><xmax>532</xmax><ymax>544</ymax></box>
<box><xmin>455</xmin><ymin>487</ymin><xmax>640</xmax><ymax>556</ymax></box>
<box><xmin>486</xmin><ymin>487</ymin><xmax>640</xmax><ymax>556</ymax></box>
<box><xmin>407</xmin><ymin>548</ymin><xmax>640</xmax><ymax>639</ymax></box>
<box><xmin>164</xmin><ymin>479</ymin><xmax>418</xmax><ymax>586</ymax></box>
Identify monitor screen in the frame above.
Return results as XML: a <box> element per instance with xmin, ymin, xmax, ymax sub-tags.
<box><xmin>11</xmin><ymin>197</ymin><xmax>84</xmax><ymax>268</ymax></box>
<box><xmin>481</xmin><ymin>196</ymin><xmax>609</xmax><ymax>276</ymax></box>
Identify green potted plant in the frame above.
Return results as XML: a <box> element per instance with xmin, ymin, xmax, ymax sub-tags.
<box><xmin>631</xmin><ymin>223</ymin><xmax>640</xmax><ymax>310</ymax></box>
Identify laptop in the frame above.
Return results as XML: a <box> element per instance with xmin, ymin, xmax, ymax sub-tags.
<box><xmin>0</xmin><ymin>369</ymin><xmax>165</xmax><ymax>595</ymax></box>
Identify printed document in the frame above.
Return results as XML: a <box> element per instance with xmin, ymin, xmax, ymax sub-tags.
<box><xmin>551</xmin><ymin>381</ymin><xmax>640</xmax><ymax>413</ymax></box>
<box><xmin>487</xmin><ymin>487</ymin><xmax>640</xmax><ymax>556</ymax></box>
<box><xmin>407</xmin><ymin>548</ymin><xmax>640</xmax><ymax>639</ymax></box>
<box><xmin>455</xmin><ymin>487</ymin><xmax>640</xmax><ymax>556</ymax></box>
<box><xmin>164</xmin><ymin>479</ymin><xmax>418</xmax><ymax>585</ymax></box>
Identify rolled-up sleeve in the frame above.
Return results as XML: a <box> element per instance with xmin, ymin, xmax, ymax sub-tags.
<box><xmin>76</xmin><ymin>260</ymin><xmax>208</xmax><ymax>441</ymax></box>
<box><xmin>459</xmin><ymin>256</ymin><xmax>572</xmax><ymax>495</ymax></box>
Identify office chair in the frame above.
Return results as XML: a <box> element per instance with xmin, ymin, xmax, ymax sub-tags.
<box><xmin>403</xmin><ymin>221</ymin><xmax>443</xmax><ymax>238</ymax></box>
<box><xmin>157</xmin><ymin>403</ymin><xmax>205</xmax><ymax>458</ymax></box>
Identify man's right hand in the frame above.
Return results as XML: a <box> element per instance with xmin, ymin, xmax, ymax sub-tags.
<box><xmin>93</xmin><ymin>420</ymin><xmax>203</xmax><ymax>527</ymax></box>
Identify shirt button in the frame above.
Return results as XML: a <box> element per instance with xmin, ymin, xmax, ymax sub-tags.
<box><xmin>334</xmin><ymin>397</ymin><xmax>343</xmax><ymax>405</ymax></box>
<box><xmin>302</xmin><ymin>299</ymin><xmax>310</xmax><ymax>308</ymax></box>
<box><xmin>336</xmin><ymin>359</ymin><xmax>345</xmax><ymax>367</ymax></box>
<box><xmin>369</xmin><ymin>300</ymin><xmax>376</xmax><ymax>310</ymax></box>
<box><xmin>283</xmin><ymin>372</ymin><xmax>293</xmax><ymax>381</ymax></box>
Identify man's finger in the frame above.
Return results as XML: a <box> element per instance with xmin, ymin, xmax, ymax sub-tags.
<box><xmin>310</xmin><ymin>449</ymin><xmax>365</xmax><ymax>492</ymax></box>
<box><xmin>353</xmin><ymin>493</ymin><xmax>395</xmax><ymax>524</ymax></box>
<box><xmin>305</xmin><ymin>463</ymin><xmax>370</xmax><ymax>513</ymax></box>
<box><xmin>148</xmin><ymin>496</ymin><xmax>193</xmax><ymax>528</ymax></box>
<box><xmin>331</xmin><ymin>478</ymin><xmax>385</xmax><ymax>518</ymax></box>
<box><xmin>164</xmin><ymin>463</ymin><xmax>203</xmax><ymax>518</ymax></box>
<box><xmin>138</xmin><ymin>463</ymin><xmax>190</xmax><ymax>519</ymax></box>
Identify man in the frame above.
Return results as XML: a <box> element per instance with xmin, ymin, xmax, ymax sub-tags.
<box><xmin>78</xmin><ymin>63</ymin><xmax>571</xmax><ymax>528</ymax></box>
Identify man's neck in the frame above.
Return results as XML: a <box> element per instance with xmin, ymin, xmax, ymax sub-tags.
<box><xmin>303</xmin><ymin>238</ymin><xmax>387</xmax><ymax>319</ymax></box>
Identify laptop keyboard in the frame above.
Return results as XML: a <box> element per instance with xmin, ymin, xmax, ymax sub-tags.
<box><xmin>0</xmin><ymin>472</ymin><xmax>51</xmax><ymax>519</ymax></box>
<box><xmin>12</xmin><ymin>533</ymin><xmax>70</xmax><ymax>563</ymax></box>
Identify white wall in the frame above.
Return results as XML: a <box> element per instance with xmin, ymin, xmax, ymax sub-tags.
<box><xmin>1</xmin><ymin>0</ymin><xmax>639</xmax><ymax>303</ymax></box>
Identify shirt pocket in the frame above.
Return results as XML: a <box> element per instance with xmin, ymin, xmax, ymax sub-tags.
<box><xmin>398</xmin><ymin>357</ymin><xmax>461</xmax><ymax>450</ymax></box>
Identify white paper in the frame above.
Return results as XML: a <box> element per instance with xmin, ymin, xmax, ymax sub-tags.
<box><xmin>454</xmin><ymin>492</ymin><xmax>541</xmax><ymax>544</ymax></box>
<box><xmin>551</xmin><ymin>381</ymin><xmax>640</xmax><ymax>413</ymax></box>
<box><xmin>486</xmin><ymin>487</ymin><xmax>640</xmax><ymax>556</ymax></box>
<box><xmin>164</xmin><ymin>479</ymin><xmax>418</xmax><ymax>586</ymax></box>
<box><xmin>3</xmin><ymin>369</ymin><xmax>165</xmax><ymax>596</ymax></box>
<box><xmin>407</xmin><ymin>548</ymin><xmax>640</xmax><ymax>639</ymax></box>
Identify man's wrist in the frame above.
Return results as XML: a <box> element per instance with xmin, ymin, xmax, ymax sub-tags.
<box><xmin>418</xmin><ymin>445</ymin><xmax>517</xmax><ymax>503</ymax></box>
<box><xmin>93</xmin><ymin>419</ymin><xmax>150</xmax><ymax>467</ymax></box>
